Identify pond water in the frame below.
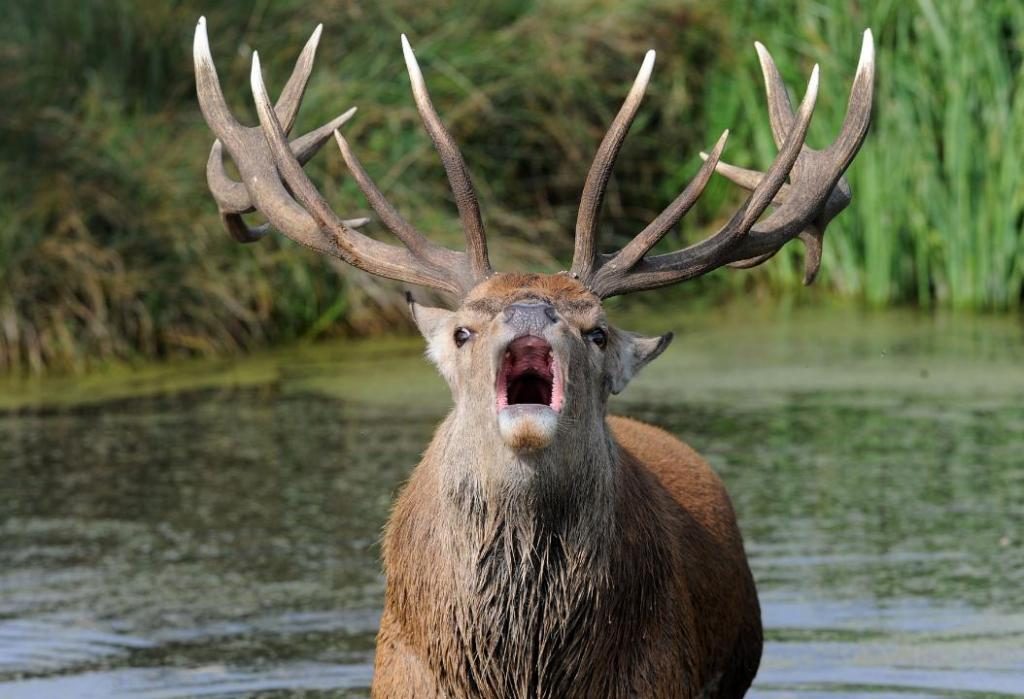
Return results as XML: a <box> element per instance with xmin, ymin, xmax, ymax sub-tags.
<box><xmin>1</xmin><ymin>307</ymin><xmax>1022</xmax><ymax>698</ymax></box>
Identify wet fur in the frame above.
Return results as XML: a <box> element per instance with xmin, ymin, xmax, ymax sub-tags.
<box><xmin>373</xmin><ymin>274</ymin><xmax>762</xmax><ymax>697</ymax></box>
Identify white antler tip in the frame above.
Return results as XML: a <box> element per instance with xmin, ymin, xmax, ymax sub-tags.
<box><xmin>400</xmin><ymin>34</ymin><xmax>426</xmax><ymax>92</ymax></box>
<box><xmin>638</xmin><ymin>49</ymin><xmax>656</xmax><ymax>82</ymax></box>
<box><xmin>714</xmin><ymin>129</ymin><xmax>730</xmax><ymax>152</ymax></box>
<box><xmin>754</xmin><ymin>41</ymin><xmax>777</xmax><ymax>96</ymax></box>
<box><xmin>306</xmin><ymin>23</ymin><xmax>323</xmax><ymax>50</ymax></box>
<box><xmin>808</xmin><ymin>63</ymin><xmax>820</xmax><ymax>91</ymax></box>
<box><xmin>336</xmin><ymin>106</ymin><xmax>358</xmax><ymax>126</ymax></box>
<box><xmin>699</xmin><ymin>129</ymin><xmax>730</xmax><ymax>162</ymax></box>
<box><xmin>250</xmin><ymin>51</ymin><xmax>266</xmax><ymax>95</ymax></box>
<box><xmin>194</xmin><ymin>16</ymin><xmax>211</xmax><ymax>62</ymax></box>
<box><xmin>858</xmin><ymin>29</ymin><xmax>875</xmax><ymax>73</ymax></box>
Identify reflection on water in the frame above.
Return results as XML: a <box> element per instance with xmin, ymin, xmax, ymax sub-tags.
<box><xmin>0</xmin><ymin>309</ymin><xmax>1022</xmax><ymax>697</ymax></box>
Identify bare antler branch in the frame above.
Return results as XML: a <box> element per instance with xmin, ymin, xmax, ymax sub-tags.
<box><xmin>709</xmin><ymin>29</ymin><xmax>876</xmax><ymax>284</ymax></box>
<box><xmin>193</xmin><ymin>18</ymin><xmax>491</xmax><ymax>298</ymax></box>
<box><xmin>401</xmin><ymin>35</ymin><xmax>492</xmax><ymax>281</ymax></box>
<box><xmin>573</xmin><ymin>30</ymin><xmax>875</xmax><ymax>298</ymax></box>
<box><xmin>571</xmin><ymin>50</ymin><xmax>656</xmax><ymax>282</ymax></box>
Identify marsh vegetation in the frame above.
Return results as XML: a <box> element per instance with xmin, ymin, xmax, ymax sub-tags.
<box><xmin>2</xmin><ymin>1</ymin><xmax>1022</xmax><ymax>372</ymax></box>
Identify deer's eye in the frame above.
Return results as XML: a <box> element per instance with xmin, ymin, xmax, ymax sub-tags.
<box><xmin>585</xmin><ymin>327</ymin><xmax>607</xmax><ymax>349</ymax></box>
<box><xmin>453</xmin><ymin>327</ymin><xmax>474</xmax><ymax>348</ymax></box>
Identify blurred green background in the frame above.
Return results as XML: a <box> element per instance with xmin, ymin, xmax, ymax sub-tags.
<box><xmin>2</xmin><ymin>0</ymin><xmax>1022</xmax><ymax>373</ymax></box>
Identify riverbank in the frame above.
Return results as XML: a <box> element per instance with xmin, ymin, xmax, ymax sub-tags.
<box><xmin>3</xmin><ymin>305</ymin><xmax>1021</xmax><ymax>412</ymax></box>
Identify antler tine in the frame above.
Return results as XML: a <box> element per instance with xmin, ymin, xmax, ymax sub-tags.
<box><xmin>708</xmin><ymin>30</ymin><xmax>875</xmax><ymax>284</ymax></box>
<box><xmin>194</xmin><ymin>18</ymin><xmax>478</xmax><ymax>297</ymax></box>
<box><xmin>828</xmin><ymin>30</ymin><xmax>875</xmax><ymax>166</ymax></box>
<box><xmin>248</xmin><ymin>51</ymin><xmax>469</xmax><ymax>295</ymax></box>
<box><xmin>195</xmin><ymin>18</ymin><xmax>357</xmax><ymax>243</ymax></box>
<box><xmin>605</xmin><ymin>129</ymin><xmax>730</xmax><ymax>274</ymax></box>
<box><xmin>401</xmin><ymin>35</ymin><xmax>492</xmax><ymax>282</ymax></box>
<box><xmin>334</xmin><ymin>129</ymin><xmax>445</xmax><ymax>259</ymax></box>
<box><xmin>276</xmin><ymin>23</ymin><xmax>323</xmax><ymax>135</ymax></box>
<box><xmin>589</xmin><ymin>65</ymin><xmax>820</xmax><ymax>298</ymax></box>
<box><xmin>588</xmin><ymin>30</ymin><xmax>874</xmax><ymax>298</ymax></box>
<box><xmin>754</xmin><ymin>41</ymin><xmax>797</xmax><ymax>151</ymax></box>
<box><xmin>194</xmin><ymin>17</ymin><xmax>245</xmax><ymax>150</ymax></box>
<box><xmin>205</xmin><ymin>108</ymin><xmax>356</xmax><ymax>220</ymax></box>
<box><xmin>571</xmin><ymin>50</ymin><xmax>656</xmax><ymax>282</ymax></box>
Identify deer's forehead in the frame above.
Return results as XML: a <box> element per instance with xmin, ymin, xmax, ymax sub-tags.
<box><xmin>461</xmin><ymin>273</ymin><xmax>602</xmax><ymax>318</ymax></box>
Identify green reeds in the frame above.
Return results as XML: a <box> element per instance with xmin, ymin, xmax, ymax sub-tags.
<box><xmin>1</xmin><ymin>0</ymin><xmax>1021</xmax><ymax>373</ymax></box>
<box><xmin>708</xmin><ymin>0</ymin><xmax>1024</xmax><ymax>308</ymax></box>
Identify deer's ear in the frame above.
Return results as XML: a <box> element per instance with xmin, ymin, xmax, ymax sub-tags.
<box><xmin>408</xmin><ymin>294</ymin><xmax>457</xmax><ymax>381</ymax></box>
<box><xmin>408</xmin><ymin>294</ymin><xmax>454</xmax><ymax>339</ymax></box>
<box><xmin>606</xmin><ymin>330</ymin><xmax>673</xmax><ymax>395</ymax></box>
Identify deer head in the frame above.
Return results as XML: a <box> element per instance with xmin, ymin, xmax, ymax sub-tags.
<box><xmin>193</xmin><ymin>18</ymin><xmax>874</xmax><ymax>457</ymax></box>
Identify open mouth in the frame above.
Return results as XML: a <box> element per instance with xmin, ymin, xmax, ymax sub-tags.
<box><xmin>496</xmin><ymin>336</ymin><xmax>563</xmax><ymax>412</ymax></box>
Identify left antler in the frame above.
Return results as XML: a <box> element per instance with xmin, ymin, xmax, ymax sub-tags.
<box><xmin>194</xmin><ymin>18</ymin><xmax>493</xmax><ymax>299</ymax></box>
<box><xmin>571</xmin><ymin>30</ymin><xmax>875</xmax><ymax>299</ymax></box>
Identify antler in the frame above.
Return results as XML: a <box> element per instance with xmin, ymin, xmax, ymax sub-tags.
<box><xmin>193</xmin><ymin>18</ymin><xmax>492</xmax><ymax>298</ymax></box>
<box><xmin>572</xmin><ymin>30</ymin><xmax>875</xmax><ymax>298</ymax></box>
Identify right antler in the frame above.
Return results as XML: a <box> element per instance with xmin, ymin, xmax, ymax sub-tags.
<box><xmin>193</xmin><ymin>18</ymin><xmax>492</xmax><ymax>299</ymax></box>
<box><xmin>572</xmin><ymin>31</ymin><xmax>875</xmax><ymax>298</ymax></box>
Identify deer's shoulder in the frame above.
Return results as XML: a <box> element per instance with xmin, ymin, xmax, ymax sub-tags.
<box><xmin>608</xmin><ymin>415</ymin><xmax>739</xmax><ymax>541</ymax></box>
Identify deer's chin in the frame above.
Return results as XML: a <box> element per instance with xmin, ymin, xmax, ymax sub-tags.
<box><xmin>497</xmin><ymin>404</ymin><xmax>559</xmax><ymax>451</ymax></box>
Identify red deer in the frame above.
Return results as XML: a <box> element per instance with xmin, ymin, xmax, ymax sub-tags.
<box><xmin>193</xmin><ymin>18</ymin><xmax>874</xmax><ymax>697</ymax></box>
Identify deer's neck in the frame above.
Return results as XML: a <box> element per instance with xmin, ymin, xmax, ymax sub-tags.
<box><xmin>383</xmin><ymin>413</ymin><xmax>672</xmax><ymax>695</ymax></box>
<box><xmin>436</xmin><ymin>409</ymin><xmax>619</xmax><ymax>536</ymax></box>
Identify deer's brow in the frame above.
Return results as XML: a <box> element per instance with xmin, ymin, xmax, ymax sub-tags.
<box><xmin>465</xmin><ymin>298</ymin><xmax>503</xmax><ymax>314</ymax></box>
<box><xmin>560</xmin><ymin>299</ymin><xmax>600</xmax><ymax>313</ymax></box>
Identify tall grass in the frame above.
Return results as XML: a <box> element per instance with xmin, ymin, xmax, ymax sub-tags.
<box><xmin>1</xmin><ymin>0</ymin><xmax>1021</xmax><ymax>373</ymax></box>
<box><xmin>714</xmin><ymin>0</ymin><xmax>1024</xmax><ymax>309</ymax></box>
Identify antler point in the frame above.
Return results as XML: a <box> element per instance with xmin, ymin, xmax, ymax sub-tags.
<box><xmin>858</xmin><ymin>29</ymin><xmax>876</xmax><ymax>74</ymax></box>
<box><xmin>250</xmin><ymin>51</ymin><xmax>272</xmax><ymax>110</ymax></box>
<box><xmin>306</xmin><ymin>24</ymin><xmax>323</xmax><ymax>52</ymax></box>
<box><xmin>638</xmin><ymin>49</ymin><xmax>656</xmax><ymax>81</ymax></box>
<box><xmin>194</xmin><ymin>16</ymin><xmax>212</xmax><ymax>63</ymax></box>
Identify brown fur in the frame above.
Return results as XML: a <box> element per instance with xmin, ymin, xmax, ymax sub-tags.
<box><xmin>373</xmin><ymin>274</ymin><xmax>761</xmax><ymax>697</ymax></box>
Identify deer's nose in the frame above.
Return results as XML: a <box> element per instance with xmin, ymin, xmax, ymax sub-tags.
<box><xmin>503</xmin><ymin>301</ymin><xmax>558</xmax><ymax>332</ymax></box>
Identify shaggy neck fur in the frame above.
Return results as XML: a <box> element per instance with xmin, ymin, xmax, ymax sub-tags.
<box><xmin>383</xmin><ymin>412</ymin><xmax>685</xmax><ymax>697</ymax></box>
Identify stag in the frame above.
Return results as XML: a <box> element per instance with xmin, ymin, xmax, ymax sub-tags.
<box><xmin>193</xmin><ymin>18</ymin><xmax>874</xmax><ymax>697</ymax></box>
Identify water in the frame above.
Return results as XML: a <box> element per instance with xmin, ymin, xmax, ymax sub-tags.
<box><xmin>1</xmin><ymin>308</ymin><xmax>1022</xmax><ymax>697</ymax></box>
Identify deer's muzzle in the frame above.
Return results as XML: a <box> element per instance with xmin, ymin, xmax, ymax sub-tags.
<box><xmin>495</xmin><ymin>335</ymin><xmax>564</xmax><ymax>451</ymax></box>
